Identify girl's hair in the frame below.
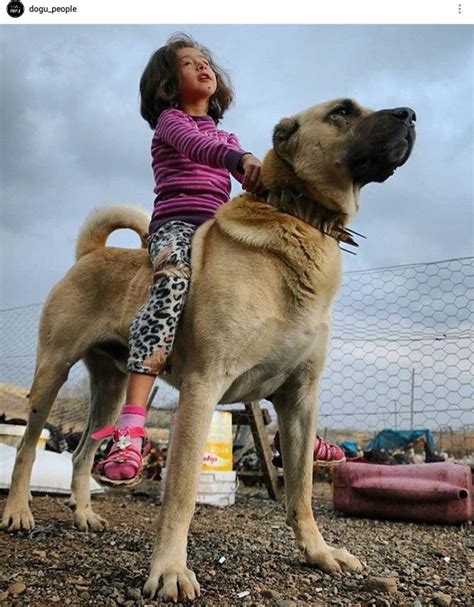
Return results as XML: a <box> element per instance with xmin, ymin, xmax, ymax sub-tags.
<box><xmin>140</xmin><ymin>33</ymin><xmax>234</xmax><ymax>129</ymax></box>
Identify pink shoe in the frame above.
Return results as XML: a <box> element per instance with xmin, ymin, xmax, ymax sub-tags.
<box><xmin>312</xmin><ymin>436</ymin><xmax>346</xmax><ymax>466</ymax></box>
<box><xmin>273</xmin><ymin>432</ymin><xmax>346</xmax><ymax>467</ymax></box>
<box><xmin>91</xmin><ymin>426</ymin><xmax>147</xmax><ymax>487</ymax></box>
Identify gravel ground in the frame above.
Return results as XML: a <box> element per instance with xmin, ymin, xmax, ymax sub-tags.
<box><xmin>0</xmin><ymin>483</ymin><xmax>472</xmax><ymax>606</ymax></box>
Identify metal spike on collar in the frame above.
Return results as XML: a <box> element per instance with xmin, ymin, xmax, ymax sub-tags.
<box><xmin>339</xmin><ymin>245</ymin><xmax>358</xmax><ymax>255</ymax></box>
<box><xmin>321</xmin><ymin>227</ymin><xmax>359</xmax><ymax>248</ymax></box>
<box><xmin>345</xmin><ymin>227</ymin><xmax>367</xmax><ymax>239</ymax></box>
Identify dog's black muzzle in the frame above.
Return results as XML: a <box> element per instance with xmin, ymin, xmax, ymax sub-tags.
<box><xmin>348</xmin><ymin>107</ymin><xmax>416</xmax><ymax>186</ymax></box>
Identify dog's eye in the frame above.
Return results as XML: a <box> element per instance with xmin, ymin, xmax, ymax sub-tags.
<box><xmin>330</xmin><ymin>106</ymin><xmax>349</xmax><ymax>119</ymax></box>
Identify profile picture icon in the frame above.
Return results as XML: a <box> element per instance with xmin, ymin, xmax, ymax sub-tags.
<box><xmin>6</xmin><ymin>0</ymin><xmax>25</xmax><ymax>17</ymax></box>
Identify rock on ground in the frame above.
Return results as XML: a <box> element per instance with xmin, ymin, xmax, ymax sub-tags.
<box><xmin>432</xmin><ymin>591</ymin><xmax>453</xmax><ymax>606</ymax></box>
<box><xmin>366</xmin><ymin>576</ymin><xmax>397</xmax><ymax>594</ymax></box>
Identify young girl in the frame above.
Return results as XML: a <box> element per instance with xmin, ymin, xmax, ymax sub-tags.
<box><xmin>92</xmin><ymin>33</ymin><xmax>345</xmax><ymax>484</ymax></box>
<box><xmin>92</xmin><ymin>33</ymin><xmax>262</xmax><ymax>485</ymax></box>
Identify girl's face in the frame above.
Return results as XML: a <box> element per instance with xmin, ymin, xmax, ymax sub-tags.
<box><xmin>176</xmin><ymin>46</ymin><xmax>217</xmax><ymax>105</ymax></box>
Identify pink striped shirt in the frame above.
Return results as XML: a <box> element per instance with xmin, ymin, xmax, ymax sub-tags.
<box><xmin>149</xmin><ymin>109</ymin><xmax>246</xmax><ymax>232</ymax></box>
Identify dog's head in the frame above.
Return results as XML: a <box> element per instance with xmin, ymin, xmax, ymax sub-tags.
<box><xmin>262</xmin><ymin>98</ymin><xmax>416</xmax><ymax>221</ymax></box>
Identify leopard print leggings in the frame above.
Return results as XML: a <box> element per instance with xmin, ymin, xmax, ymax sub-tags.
<box><xmin>127</xmin><ymin>220</ymin><xmax>198</xmax><ymax>375</ymax></box>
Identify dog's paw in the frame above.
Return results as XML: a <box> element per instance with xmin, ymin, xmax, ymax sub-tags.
<box><xmin>2</xmin><ymin>502</ymin><xmax>35</xmax><ymax>532</ymax></box>
<box><xmin>143</xmin><ymin>565</ymin><xmax>200</xmax><ymax>602</ymax></box>
<box><xmin>306</xmin><ymin>546</ymin><xmax>363</xmax><ymax>574</ymax></box>
<box><xmin>66</xmin><ymin>496</ymin><xmax>108</xmax><ymax>532</ymax></box>
<box><xmin>72</xmin><ymin>507</ymin><xmax>108</xmax><ymax>532</ymax></box>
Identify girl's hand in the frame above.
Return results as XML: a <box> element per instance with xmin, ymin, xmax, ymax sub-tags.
<box><xmin>240</xmin><ymin>154</ymin><xmax>263</xmax><ymax>194</ymax></box>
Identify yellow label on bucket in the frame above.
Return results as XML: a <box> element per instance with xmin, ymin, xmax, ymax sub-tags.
<box><xmin>201</xmin><ymin>411</ymin><xmax>233</xmax><ymax>471</ymax></box>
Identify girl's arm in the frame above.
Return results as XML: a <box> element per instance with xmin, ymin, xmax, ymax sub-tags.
<box><xmin>226</xmin><ymin>132</ymin><xmax>245</xmax><ymax>183</ymax></box>
<box><xmin>228</xmin><ymin>132</ymin><xmax>263</xmax><ymax>193</ymax></box>
<box><xmin>155</xmin><ymin>109</ymin><xmax>246</xmax><ymax>173</ymax></box>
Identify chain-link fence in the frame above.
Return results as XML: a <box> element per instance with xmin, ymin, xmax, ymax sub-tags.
<box><xmin>1</xmin><ymin>257</ymin><xmax>472</xmax><ymax>440</ymax></box>
<box><xmin>319</xmin><ymin>257</ymin><xmax>472</xmax><ymax>434</ymax></box>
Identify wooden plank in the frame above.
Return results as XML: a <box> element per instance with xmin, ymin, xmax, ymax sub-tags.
<box><xmin>244</xmin><ymin>402</ymin><xmax>284</xmax><ymax>502</ymax></box>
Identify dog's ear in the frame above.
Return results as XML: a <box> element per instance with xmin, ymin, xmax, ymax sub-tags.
<box><xmin>273</xmin><ymin>117</ymin><xmax>300</xmax><ymax>163</ymax></box>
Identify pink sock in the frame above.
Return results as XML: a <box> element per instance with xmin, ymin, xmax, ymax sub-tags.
<box><xmin>104</xmin><ymin>404</ymin><xmax>146</xmax><ymax>481</ymax></box>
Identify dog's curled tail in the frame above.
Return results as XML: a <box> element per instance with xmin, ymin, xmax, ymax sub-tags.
<box><xmin>75</xmin><ymin>205</ymin><xmax>150</xmax><ymax>260</ymax></box>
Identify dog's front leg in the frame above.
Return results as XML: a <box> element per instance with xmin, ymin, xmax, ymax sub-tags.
<box><xmin>273</xmin><ymin>359</ymin><xmax>363</xmax><ymax>575</ymax></box>
<box><xmin>144</xmin><ymin>372</ymin><xmax>225</xmax><ymax>602</ymax></box>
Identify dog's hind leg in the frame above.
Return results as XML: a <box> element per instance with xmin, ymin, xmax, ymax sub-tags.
<box><xmin>2</xmin><ymin>355</ymin><xmax>71</xmax><ymax>532</ymax></box>
<box><xmin>273</xmin><ymin>355</ymin><xmax>363</xmax><ymax>575</ymax></box>
<box><xmin>67</xmin><ymin>350</ymin><xmax>126</xmax><ymax>531</ymax></box>
<box><xmin>143</xmin><ymin>371</ymin><xmax>227</xmax><ymax>602</ymax></box>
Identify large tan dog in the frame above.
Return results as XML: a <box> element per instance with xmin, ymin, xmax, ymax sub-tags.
<box><xmin>3</xmin><ymin>99</ymin><xmax>415</xmax><ymax>601</ymax></box>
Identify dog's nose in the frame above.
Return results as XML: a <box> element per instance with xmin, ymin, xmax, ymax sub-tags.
<box><xmin>391</xmin><ymin>107</ymin><xmax>416</xmax><ymax>126</ymax></box>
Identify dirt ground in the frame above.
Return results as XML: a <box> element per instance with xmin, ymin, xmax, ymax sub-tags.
<box><xmin>0</xmin><ymin>483</ymin><xmax>472</xmax><ymax>607</ymax></box>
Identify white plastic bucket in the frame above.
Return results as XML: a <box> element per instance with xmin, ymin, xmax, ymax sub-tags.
<box><xmin>161</xmin><ymin>469</ymin><xmax>237</xmax><ymax>507</ymax></box>
<box><xmin>0</xmin><ymin>424</ymin><xmax>50</xmax><ymax>450</ymax></box>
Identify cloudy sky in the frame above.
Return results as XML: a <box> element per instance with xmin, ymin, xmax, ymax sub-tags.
<box><xmin>1</xmin><ymin>24</ymin><xmax>473</xmax><ymax>309</ymax></box>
